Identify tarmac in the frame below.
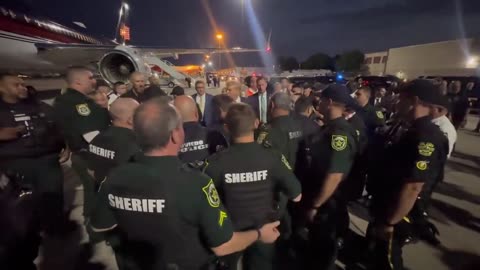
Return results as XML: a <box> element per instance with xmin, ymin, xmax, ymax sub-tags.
<box><xmin>34</xmin><ymin>86</ymin><xmax>480</xmax><ymax>270</ymax></box>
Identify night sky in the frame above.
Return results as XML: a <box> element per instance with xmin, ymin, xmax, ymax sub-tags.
<box><xmin>4</xmin><ymin>0</ymin><xmax>480</xmax><ymax>67</ymax></box>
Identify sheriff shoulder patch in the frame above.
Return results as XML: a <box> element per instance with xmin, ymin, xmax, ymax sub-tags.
<box><xmin>418</xmin><ymin>142</ymin><xmax>435</xmax><ymax>157</ymax></box>
<box><xmin>202</xmin><ymin>179</ymin><xmax>220</xmax><ymax>208</ymax></box>
<box><xmin>416</xmin><ymin>160</ymin><xmax>429</xmax><ymax>171</ymax></box>
<box><xmin>376</xmin><ymin>111</ymin><xmax>384</xmax><ymax>119</ymax></box>
<box><xmin>281</xmin><ymin>155</ymin><xmax>292</xmax><ymax>170</ymax></box>
<box><xmin>331</xmin><ymin>135</ymin><xmax>347</xmax><ymax>151</ymax></box>
<box><xmin>76</xmin><ymin>103</ymin><xmax>91</xmax><ymax>116</ymax></box>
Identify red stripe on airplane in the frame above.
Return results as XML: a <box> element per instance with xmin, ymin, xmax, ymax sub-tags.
<box><xmin>0</xmin><ymin>15</ymin><xmax>88</xmax><ymax>44</ymax></box>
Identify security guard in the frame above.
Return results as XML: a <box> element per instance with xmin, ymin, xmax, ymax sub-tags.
<box><xmin>354</xmin><ymin>86</ymin><xmax>385</xmax><ymax>139</ymax></box>
<box><xmin>0</xmin><ymin>74</ymin><xmax>69</xmax><ymax>234</ymax></box>
<box><xmin>121</xmin><ymin>72</ymin><xmax>147</xmax><ymax>103</ymax></box>
<box><xmin>292</xmin><ymin>96</ymin><xmax>320</xmax><ymax>187</ymax></box>
<box><xmin>173</xmin><ymin>95</ymin><xmax>226</xmax><ymax>163</ymax></box>
<box><xmin>342</xmin><ymin>104</ymin><xmax>368</xmax><ymax>201</ymax></box>
<box><xmin>301</xmin><ymin>84</ymin><xmax>358</xmax><ymax>270</ymax></box>
<box><xmin>90</xmin><ymin>99</ymin><xmax>281</xmax><ymax>270</ymax></box>
<box><xmin>53</xmin><ymin>66</ymin><xmax>111</xmax><ymax>223</ymax></box>
<box><xmin>204</xmin><ymin>103</ymin><xmax>302</xmax><ymax>270</ymax></box>
<box><xmin>86</xmin><ymin>98</ymin><xmax>140</xmax><ymax>183</ymax></box>
<box><xmin>367</xmin><ymin>80</ymin><xmax>448</xmax><ymax>269</ymax></box>
<box><xmin>256</xmin><ymin>92</ymin><xmax>304</xmax><ymax>247</ymax></box>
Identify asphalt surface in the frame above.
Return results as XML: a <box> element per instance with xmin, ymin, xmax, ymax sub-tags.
<box><xmin>34</xmin><ymin>86</ymin><xmax>480</xmax><ymax>270</ymax></box>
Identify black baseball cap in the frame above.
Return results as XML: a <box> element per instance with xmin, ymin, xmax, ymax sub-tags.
<box><xmin>321</xmin><ymin>84</ymin><xmax>355</xmax><ymax>107</ymax></box>
<box><xmin>400</xmin><ymin>79</ymin><xmax>442</xmax><ymax>104</ymax></box>
<box><xmin>170</xmin><ymin>86</ymin><xmax>185</xmax><ymax>96</ymax></box>
<box><xmin>430</xmin><ymin>93</ymin><xmax>450</xmax><ymax>109</ymax></box>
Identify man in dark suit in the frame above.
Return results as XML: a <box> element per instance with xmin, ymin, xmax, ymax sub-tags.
<box><xmin>246</xmin><ymin>77</ymin><xmax>270</xmax><ymax>123</ymax></box>
<box><xmin>191</xmin><ymin>80</ymin><xmax>214</xmax><ymax>127</ymax></box>
<box><xmin>226</xmin><ymin>81</ymin><xmax>246</xmax><ymax>103</ymax></box>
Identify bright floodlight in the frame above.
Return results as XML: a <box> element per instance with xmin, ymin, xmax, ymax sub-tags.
<box><xmin>466</xmin><ymin>56</ymin><xmax>479</xmax><ymax>68</ymax></box>
<box><xmin>201</xmin><ymin>64</ymin><xmax>206</xmax><ymax>68</ymax></box>
<box><xmin>208</xmin><ymin>62</ymin><xmax>213</xmax><ymax>66</ymax></box>
<box><xmin>216</xmin><ymin>34</ymin><xmax>223</xmax><ymax>40</ymax></box>
<box><xmin>124</xmin><ymin>3</ymin><xmax>129</xmax><ymax>10</ymax></box>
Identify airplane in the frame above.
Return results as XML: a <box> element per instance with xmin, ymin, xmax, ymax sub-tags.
<box><xmin>0</xmin><ymin>2</ymin><xmax>260</xmax><ymax>85</ymax></box>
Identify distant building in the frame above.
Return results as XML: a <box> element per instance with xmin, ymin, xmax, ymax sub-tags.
<box><xmin>364</xmin><ymin>51</ymin><xmax>388</xmax><ymax>76</ymax></box>
<box><xmin>364</xmin><ymin>38</ymin><xmax>480</xmax><ymax>80</ymax></box>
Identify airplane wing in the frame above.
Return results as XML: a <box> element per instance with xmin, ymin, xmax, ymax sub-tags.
<box><xmin>35</xmin><ymin>43</ymin><xmax>260</xmax><ymax>63</ymax></box>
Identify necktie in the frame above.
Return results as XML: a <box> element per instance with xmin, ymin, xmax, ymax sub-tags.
<box><xmin>260</xmin><ymin>93</ymin><xmax>267</xmax><ymax>123</ymax></box>
<box><xmin>199</xmin><ymin>95</ymin><xmax>205</xmax><ymax>115</ymax></box>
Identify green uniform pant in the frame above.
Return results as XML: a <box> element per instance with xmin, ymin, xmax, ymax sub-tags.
<box><xmin>71</xmin><ymin>152</ymin><xmax>104</xmax><ymax>243</ymax></box>
<box><xmin>0</xmin><ymin>153</ymin><xmax>64</xmax><ymax>234</ymax></box>
<box><xmin>221</xmin><ymin>242</ymin><xmax>275</xmax><ymax>270</ymax></box>
<box><xmin>71</xmin><ymin>152</ymin><xmax>95</xmax><ymax>220</ymax></box>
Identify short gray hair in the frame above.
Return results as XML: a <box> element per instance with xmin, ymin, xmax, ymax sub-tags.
<box><xmin>133</xmin><ymin>97</ymin><xmax>181</xmax><ymax>152</ymax></box>
<box><xmin>271</xmin><ymin>92</ymin><xmax>292</xmax><ymax>111</ymax></box>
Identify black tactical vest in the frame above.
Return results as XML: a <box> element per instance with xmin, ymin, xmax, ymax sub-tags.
<box><xmin>0</xmin><ymin>100</ymin><xmax>63</xmax><ymax>160</ymax></box>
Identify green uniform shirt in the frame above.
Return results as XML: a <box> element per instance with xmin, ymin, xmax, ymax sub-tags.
<box><xmin>203</xmin><ymin>142</ymin><xmax>301</xmax><ymax>230</ymax></box>
<box><xmin>305</xmin><ymin>117</ymin><xmax>357</xmax><ymax>204</ymax></box>
<box><xmin>52</xmin><ymin>88</ymin><xmax>111</xmax><ymax>152</ymax></box>
<box><xmin>347</xmin><ymin>113</ymin><xmax>368</xmax><ymax>154</ymax></box>
<box><xmin>86</xmin><ymin>126</ymin><xmax>140</xmax><ymax>182</ymax></box>
<box><xmin>357</xmin><ymin>104</ymin><xmax>385</xmax><ymax>139</ymax></box>
<box><xmin>256</xmin><ymin>115</ymin><xmax>303</xmax><ymax>168</ymax></box>
<box><xmin>91</xmin><ymin>155</ymin><xmax>233</xmax><ymax>269</ymax></box>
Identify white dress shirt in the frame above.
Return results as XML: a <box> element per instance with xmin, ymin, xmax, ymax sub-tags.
<box><xmin>258</xmin><ymin>92</ymin><xmax>268</xmax><ymax>123</ymax></box>
<box><xmin>432</xmin><ymin>115</ymin><xmax>457</xmax><ymax>158</ymax></box>
<box><xmin>196</xmin><ymin>94</ymin><xmax>205</xmax><ymax>114</ymax></box>
<box><xmin>107</xmin><ymin>91</ymin><xmax>119</xmax><ymax>105</ymax></box>
<box><xmin>235</xmin><ymin>96</ymin><xmax>242</xmax><ymax>103</ymax></box>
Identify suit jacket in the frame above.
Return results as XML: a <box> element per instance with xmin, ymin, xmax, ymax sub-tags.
<box><xmin>192</xmin><ymin>93</ymin><xmax>214</xmax><ymax>127</ymax></box>
<box><xmin>235</xmin><ymin>96</ymin><xmax>247</xmax><ymax>103</ymax></box>
<box><xmin>246</xmin><ymin>92</ymin><xmax>270</xmax><ymax>120</ymax></box>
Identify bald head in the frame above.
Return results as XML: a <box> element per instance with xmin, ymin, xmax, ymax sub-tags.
<box><xmin>66</xmin><ymin>66</ymin><xmax>96</xmax><ymax>94</ymax></box>
<box><xmin>173</xmin><ymin>95</ymin><xmax>198</xmax><ymax>122</ymax></box>
<box><xmin>271</xmin><ymin>92</ymin><xmax>292</xmax><ymax>111</ymax></box>
<box><xmin>129</xmin><ymin>72</ymin><xmax>146</xmax><ymax>94</ymax></box>
<box><xmin>110</xmin><ymin>98</ymin><xmax>139</xmax><ymax>129</ymax></box>
<box><xmin>134</xmin><ymin>97</ymin><xmax>183</xmax><ymax>153</ymax></box>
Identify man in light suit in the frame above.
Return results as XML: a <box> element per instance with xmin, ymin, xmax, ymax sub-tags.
<box><xmin>246</xmin><ymin>77</ymin><xmax>270</xmax><ymax>123</ymax></box>
<box><xmin>192</xmin><ymin>80</ymin><xmax>214</xmax><ymax>127</ymax></box>
<box><xmin>226</xmin><ymin>81</ymin><xmax>247</xmax><ymax>103</ymax></box>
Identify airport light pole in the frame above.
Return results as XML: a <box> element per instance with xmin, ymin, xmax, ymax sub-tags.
<box><xmin>216</xmin><ymin>33</ymin><xmax>223</xmax><ymax>70</ymax></box>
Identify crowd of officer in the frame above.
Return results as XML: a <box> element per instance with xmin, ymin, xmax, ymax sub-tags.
<box><xmin>0</xmin><ymin>67</ymin><xmax>460</xmax><ymax>270</ymax></box>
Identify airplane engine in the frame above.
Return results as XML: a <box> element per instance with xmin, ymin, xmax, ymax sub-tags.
<box><xmin>98</xmin><ymin>46</ymin><xmax>150</xmax><ymax>84</ymax></box>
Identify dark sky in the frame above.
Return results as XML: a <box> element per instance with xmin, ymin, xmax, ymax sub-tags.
<box><xmin>4</xmin><ymin>0</ymin><xmax>480</xmax><ymax>65</ymax></box>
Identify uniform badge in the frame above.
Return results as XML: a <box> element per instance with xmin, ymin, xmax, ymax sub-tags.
<box><xmin>331</xmin><ymin>135</ymin><xmax>347</xmax><ymax>151</ymax></box>
<box><xmin>416</xmin><ymin>160</ymin><xmax>429</xmax><ymax>171</ymax></box>
<box><xmin>76</xmin><ymin>103</ymin><xmax>91</xmax><ymax>116</ymax></box>
<box><xmin>281</xmin><ymin>155</ymin><xmax>292</xmax><ymax>170</ymax></box>
<box><xmin>218</xmin><ymin>210</ymin><xmax>228</xmax><ymax>227</ymax></box>
<box><xmin>202</xmin><ymin>179</ymin><xmax>220</xmax><ymax>208</ymax></box>
<box><xmin>418</xmin><ymin>142</ymin><xmax>435</xmax><ymax>157</ymax></box>
<box><xmin>376</xmin><ymin>111</ymin><xmax>384</xmax><ymax>119</ymax></box>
